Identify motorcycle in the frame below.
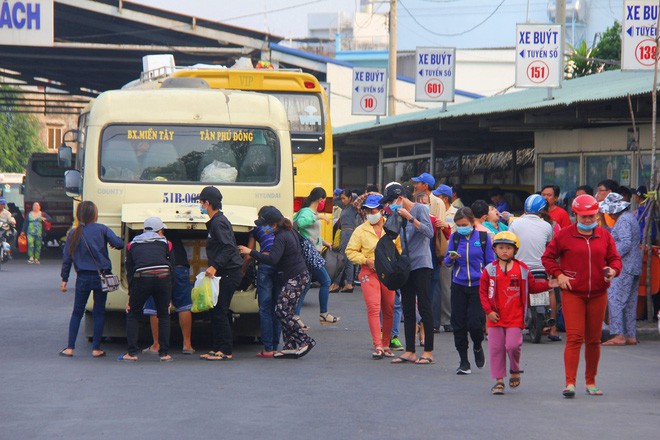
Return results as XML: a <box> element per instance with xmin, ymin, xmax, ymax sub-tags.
<box><xmin>0</xmin><ymin>220</ymin><xmax>16</xmax><ymax>270</ymax></box>
<box><xmin>525</xmin><ymin>270</ymin><xmax>556</xmax><ymax>344</ymax></box>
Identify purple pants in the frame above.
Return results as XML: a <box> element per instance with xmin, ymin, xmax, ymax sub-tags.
<box><xmin>487</xmin><ymin>327</ymin><xmax>523</xmax><ymax>379</ymax></box>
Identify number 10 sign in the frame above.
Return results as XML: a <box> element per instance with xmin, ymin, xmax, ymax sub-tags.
<box><xmin>351</xmin><ymin>67</ymin><xmax>387</xmax><ymax>116</ymax></box>
<box><xmin>515</xmin><ymin>23</ymin><xmax>562</xmax><ymax>88</ymax></box>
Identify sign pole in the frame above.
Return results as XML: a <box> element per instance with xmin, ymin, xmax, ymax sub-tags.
<box><xmin>388</xmin><ymin>0</ymin><xmax>397</xmax><ymax>116</ymax></box>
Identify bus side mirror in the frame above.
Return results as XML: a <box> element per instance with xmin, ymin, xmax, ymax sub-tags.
<box><xmin>58</xmin><ymin>144</ymin><xmax>73</xmax><ymax>168</ymax></box>
<box><xmin>64</xmin><ymin>170</ymin><xmax>81</xmax><ymax>197</ymax></box>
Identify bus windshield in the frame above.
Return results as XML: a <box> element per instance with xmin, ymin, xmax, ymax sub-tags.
<box><xmin>99</xmin><ymin>124</ymin><xmax>280</xmax><ymax>184</ymax></box>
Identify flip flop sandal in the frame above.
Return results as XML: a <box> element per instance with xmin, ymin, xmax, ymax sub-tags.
<box><xmin>182</xmin><ymin>349</ymin><xmax>196</xmax><ymax>355</ymax></box>
<box><xmin>59</xmin><ymin>349</ymin><xmax>73</xmax><ymax>357</ymax></box>
<box><xmin>491</xmin><ymin>382</ymin><xmax>505</xmax><ymax>395</ymax></box>
<box><xmin>586</xmin><ymin>387</ymin><xmax>603</xmax><ymax>396</ymax></box>
<box><xmin>92</xmin><ymin>351</ymin><xmax>107</xmax><ymax>358</ymax></box>
<box><xmin>382</xmin><ymin>349</ymin><xmax>395</xmax><ymax>358</ymax></box>
<box><xmin>372</xmin><ymin>349</ymin><xmax>384</xmax><ymax>360</ymax></box>
<box><xmin>274</xmin><ymin>349</ymin><xmax>299</xmax><ymax>359</ymax></box>
<box><xmin>159</xmin><ymin>356</ymin><xmax>174</xmax><ymax>362</ymax></box>
<box><xmin>256</xmin><ymin>351</ymin><xmax>275</xmax><ymax>358</ymax></box>
<box><xmin>391</xmin><ymin>356</ymin><xmax>417</xmax><ymax>364</ymax></box>
<box><xmin>563</xmin><ymin>385</ymin><xmax>576</xmax><ymax>398</ymax></box>
<box><xmin>206</xmin><ymin>353</ymin><xmax>231</xmax><ymax>361</ymax></box>
<box><xmin>509</xmin><ymin>370</ymin><xmax>523</xmax><ymax>388</ymax></box>
<box><xmin>117</xmin><ymin>354</ymin><xmax>138</xmax><ymax>362</ymax></box>
<box><xmin>199</xmin><ymin>351</ymin><xmax>220</xmax><ymax>360</ymax></box>
<box><xmin>415</xmin><ymin>356</ymin><xmax>435</xmax><ymax>365</ymax></box>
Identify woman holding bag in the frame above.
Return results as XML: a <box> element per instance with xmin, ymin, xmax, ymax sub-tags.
<box><xmin>293</xmin><ymin>187</ymin><xmax>340</xmax><ymax>327</ymax></box>
<box><xmin>238</xmin><ymin>207</ymin><xmax>315</xmax><ymax>358</ymax></box>
<box><xmin>59</xmin><ymin>201</ymin><xmax>124</xmax><ymax>358</ymax></box>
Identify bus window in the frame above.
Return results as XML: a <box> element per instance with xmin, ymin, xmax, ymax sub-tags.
<box><xmin>268</xmin><ymin>93</ymin><xmax>325</xmax><ymax>154</ymax></box>
<box><xmin>99</xmin><ymin>125</ymin><xmax>280</xmax><ymax>184</ymax></box>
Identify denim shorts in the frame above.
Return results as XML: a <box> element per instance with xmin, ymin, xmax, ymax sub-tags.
<box><xmin>143</xmin><ymin>266</ymin><xmax>192</xmax><ymax>315</ymax></box>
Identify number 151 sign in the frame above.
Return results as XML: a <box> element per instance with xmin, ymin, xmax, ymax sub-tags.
<box><xmin>515</xmin><ymin>23</ymin><xmax>562</xmax><ymax>88</ymax></box>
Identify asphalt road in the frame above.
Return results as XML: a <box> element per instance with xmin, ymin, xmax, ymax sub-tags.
<box><xmin>1</xmin><ymin>253</ymin><xmax>659</xmax><ymax>440</ymax></box>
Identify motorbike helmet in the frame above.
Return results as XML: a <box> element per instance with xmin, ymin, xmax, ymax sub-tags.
<box><xmin>572</xmin><ymin>194</ymin><xmax>599</xmax><ymax>216</ymax></box>
<box><xmin>524</xmin><ymin>194</ymin><xmax>547</xmax><ymax>214</ymax></box>
<box><xmin>492</xmin><ymin>231</ymin><xmax>519</xmax><ymax>249</ymax></box>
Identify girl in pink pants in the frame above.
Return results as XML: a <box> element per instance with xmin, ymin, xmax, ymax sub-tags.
<box><xmin>479</xmin><ymin>231</ymin><xmax>556</xmax><ymax>394</ymax></box>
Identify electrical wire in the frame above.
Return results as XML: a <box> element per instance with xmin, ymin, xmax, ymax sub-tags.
<box><xmin>221</xmin><ymin>0</ymin><xmax>326</xmax><ymax>22</ymax></box>
<box><xmin>398</xmin><ymin>0</ymin><xmax>507</xmax><ymax>37</ymax></box>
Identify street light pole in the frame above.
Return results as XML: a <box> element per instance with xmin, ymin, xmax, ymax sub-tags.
<box><xmin>388</xmin><ymin>0</ymin><xmax>397</xmax><ymax>116</ymax></box>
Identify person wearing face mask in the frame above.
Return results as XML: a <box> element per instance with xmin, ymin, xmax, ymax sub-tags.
<box><xmin>542</xmin><ymin>194</ymin><xmax>622</xmax><ymax>398</ymax></box>
<box><xmin>345</xmin><ymin>194</ymin><xmax>399</xmax><ymax>359</ymax></box>
<box><xmin>293</xmin><ymin>187</ymin><xmax>340</xmax><ymax>327</ymax></box>
<box><xmin>198</xmin><ymin>186</ymin><xmax>244</xmax><ymax>361</ymax></box>
<box><xmin>443</xmin><ymin>207</ymin><xmax>495</xmax><ymax>375</ymax></box>
<box><xmin>379</xmin><ymin>183</ymin><xmax>435</xmax><ymax>365</ymax></box>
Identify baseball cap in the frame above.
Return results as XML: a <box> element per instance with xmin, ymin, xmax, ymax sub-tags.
<box><xmin>333</xmin><ymin>188</ymin><xmax>343</xmax><ymax>196</ymax></box>
<box><xmin>254</xmin><ymin>206</ymin><xmax>284</xmax><ymax>226</ymax></box>
<box><xmin>144</xmin><ymin>216</ymin><xmax>166</xmax><ymax>231</ymax></box>
<box><xmin>0</xmin><ymin>198</ymin><xmax>6</xmax><ymax>205</ymax></box>
<box><xmin>411</xmin><ymin>172</ymin><xmax>435</xmax><ymax>187</ymax></box>
<box><xmin>432</xmin><ymin>184</ymin><xmax>452</xmax><ymax>198</ymax></box>
<box><xmin>198</xmin><ymin>186</ymin><xmax>222</xmax><ymax>203</ymax></box>
<box><xmin>362</xmin><ymin>194</ymin><xmax>383</xmax><ymax>209</ymax></box>
<box><xmin>379</xmin><ymin>182</ymin><xmax>406</xmax><ymax>204</ymax></box>
<box><xmin>636</xmin><ymin>185</ymin><xmax>648</xmax><ymax>198</ymax></box>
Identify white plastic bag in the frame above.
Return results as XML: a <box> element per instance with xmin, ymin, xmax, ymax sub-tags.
<box><xmin>194</xmin><ymin>272</ymin><xmax>220</xmax><ymax>307</ymax></box>
<box><xmin>200</xmin><ymin>160</ymin><xmax>238</xmax><ymax>183</ymax></box>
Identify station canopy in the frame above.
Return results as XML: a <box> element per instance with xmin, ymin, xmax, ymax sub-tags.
<box><xmin>0</xmin><ymin>0</ymin><xmax>300</xmax><ymax>107</ymax></box>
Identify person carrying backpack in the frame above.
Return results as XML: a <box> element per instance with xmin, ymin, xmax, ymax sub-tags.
<box><xmin>379</xmin><ymin>182</ymin><xmax>435</xmax><ymax>365</ymax></box>
<box><xmin>444</xmin><ymin>207</ymin><xmax>495</xmax><ymax>375</ymax></box>
<box><xmin>346</xmin><ymin>194</ymin><xmax>400</xmax><ymax>359</ymax></box>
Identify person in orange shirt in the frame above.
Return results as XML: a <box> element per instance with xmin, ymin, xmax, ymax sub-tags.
<box><xmin>541</xmin><ymin>185</ymin><xmax>571</xmax><ymax>229</ymax></box>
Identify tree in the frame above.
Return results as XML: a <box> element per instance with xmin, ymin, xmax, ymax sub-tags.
<box><xmin>596</xmin><ymin>20</ymin><xmax>622</xmax><ymax>71</ymax></box>
<box><xmin>565</xmin><ymin>21</ymin><xmax>622</xmax><ymax>79</ymax></box>
<box><xmin>0</xmin><ymin>86</ymin><xmax>45</xmax><ymax>172</ymax></box>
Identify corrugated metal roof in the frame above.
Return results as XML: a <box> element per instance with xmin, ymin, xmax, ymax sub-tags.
<box><xmin>334</xmin><ymin>70</ymin><xmax>659</xmax><ymax>136</ymax></box>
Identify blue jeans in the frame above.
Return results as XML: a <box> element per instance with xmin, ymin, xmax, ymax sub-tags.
<box><xmin>392</xmin><ymin>290</ymin><xmax>402</xmax><ymax>338</ymax></box>
<box><xmin>67</xmin><ymin>271</ymin><xmax>107</xmax><ymax>350</ymax></box>
<box><xmin>257</xmin><ymin>264</ymin><xmax>281</xmax><ymax>351</ymax></box>
<box><xmin>295</xmin><ymin>265</ymin><xmax>331</xmax><ymax>315</ymax></box>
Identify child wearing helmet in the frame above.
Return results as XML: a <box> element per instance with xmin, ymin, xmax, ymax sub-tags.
<box><xmin>479</xmin><ymin>231</ymin><xmax>557</xmax><ymax>395</ymax></box>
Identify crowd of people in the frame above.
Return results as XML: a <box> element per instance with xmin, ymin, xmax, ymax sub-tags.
<box><xmin>54</xmin><ymin>176</ymin><xmax>654</xmax><ymax>397</ymax></box>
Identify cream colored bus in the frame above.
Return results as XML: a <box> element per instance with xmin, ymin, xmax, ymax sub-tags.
<box><xmin>60</xmin><ymin>83</ymin><xmax>293</xmax><ymax>336</ymax></box>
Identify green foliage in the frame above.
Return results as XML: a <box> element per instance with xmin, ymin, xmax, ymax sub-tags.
<box><xmin>0</xmin><ymin>86</ymin><xmax>45</xmax><ymax>172</ymax></box>
<box><xmin>596</xmin><ymin>20</ymin><xmax>622</xmax><ymax>71</ymax></box>
<box><xmin>565</xmin><ymin>40</ymin><xmax>602</xmax><ymax>79</ymax></box>
<box><xmin>565</xmin><ymin>21</ymin><xmax>622</xmax><ymax>79</ymax></box>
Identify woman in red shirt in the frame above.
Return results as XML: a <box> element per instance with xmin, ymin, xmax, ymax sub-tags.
<box><xmin>542</xmin><ymin>194</ymin><xmax>622</xmax><ymax>398</ymax></box>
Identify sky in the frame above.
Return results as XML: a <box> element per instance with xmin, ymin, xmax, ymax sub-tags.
<box><xmin>131</xmin><ymin>0</ymin><xmax>624</xmax><ymax>50</ymax></box>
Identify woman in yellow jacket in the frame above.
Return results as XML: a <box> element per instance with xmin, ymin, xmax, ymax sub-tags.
<box><xmin>346</xmin><ymin>194</ymin><xmax>401</xmax><ymax>359</ymax></box>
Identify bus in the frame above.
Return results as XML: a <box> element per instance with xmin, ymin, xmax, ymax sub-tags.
<box><xmin>23</xmin><ymin>153</ymin><xmax>75</xmax><ymax>243</ymax></box>
<box><xmin>128</xmin><ymin>59</ymin><xmax>334</xmax><ymax>239</ymax></box>
<box><xmin>60</xmin><ymin>84</ymin><xmax>294</xmax><ymax>337</ymax></box>
<box><xmin>0</xmin><ymin>172</ymin><xmax>24</xmax><ymax>209</ymax></box>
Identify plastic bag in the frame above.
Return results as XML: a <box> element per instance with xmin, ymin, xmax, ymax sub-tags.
<box><xmin>17</xmin><ymin>234</ymin><xmax>27</xmax><ymax>253</ymax></box>
<box><xmin>200</xmin><ymin>160</ymin><xmax>238</xmax><ymax>183</ymax></box>
<box><xmin>191</xmin><ymin>272</ymin><xmax>220</xmax><ymax>313</ymax></box>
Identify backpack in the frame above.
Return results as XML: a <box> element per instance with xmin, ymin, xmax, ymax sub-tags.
<box><xmin>374</xmin><ymin>222</ymin><xmax>411</xmax><ymax>290</ymax></box>
<box><xmin>452</xmin><ymin>229</ymin><xmax>488</xmax><ymax>259</ymax></box>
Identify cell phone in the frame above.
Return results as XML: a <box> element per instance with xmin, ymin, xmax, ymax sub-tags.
<box><xmin>603</xmin><ymin>268</ymin><xmax>609</xmax><ymax>276</ymax></box>
<box><xmin>448</xmin><ymin>250</ymin><xmax>459</xmax><ymax>256</ymax></box>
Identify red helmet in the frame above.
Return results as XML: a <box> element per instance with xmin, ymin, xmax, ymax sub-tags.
<box><xmin>572</xmin><ymin>194</ymin><xmax>599</xmax><ymax>215</ymax></box>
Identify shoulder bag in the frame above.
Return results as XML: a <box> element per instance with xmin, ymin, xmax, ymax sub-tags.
<box><xmin>81</xmin><ymin>233</ymin><xmax>120</xmax><ymax>292</ymax></box>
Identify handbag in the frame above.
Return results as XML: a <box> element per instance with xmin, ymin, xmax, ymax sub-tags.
<box><xmin>435</xmin><ymin>228</ymin><xmax>448</xmax><ymax>259</ymax></box>
<box><xmin>294</xmin><ymin>230</ymin><xmax>325</xmax><ymax>271</ymax></box>
<box><xmin>81</xmin><ymin>233</ymin><xmax>119</xmax><ymax>292</ymax></box>
<box><xmin>323</xmin><ymin>247</ymin><xmax>347</xmax><ymax>281</ymax></box>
